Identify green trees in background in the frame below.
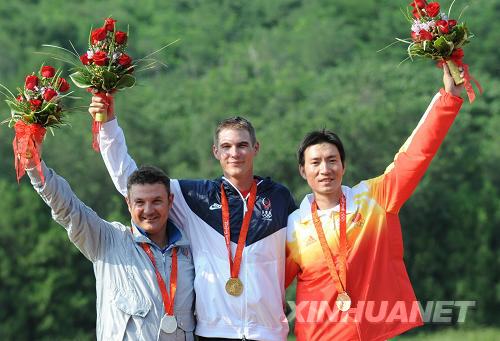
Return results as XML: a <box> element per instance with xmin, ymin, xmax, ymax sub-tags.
<box><xmin>0</xmin><ymin>0</ymin><xmax>498</xmax><ymax>339</ymax></box>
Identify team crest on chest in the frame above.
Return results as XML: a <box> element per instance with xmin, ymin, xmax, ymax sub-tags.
<box><xmin>260</xmin><ymin>197</ymin><xmax>273</xmax><ymax>221</ymax></box>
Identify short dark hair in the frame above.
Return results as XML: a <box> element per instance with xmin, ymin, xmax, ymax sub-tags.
<box><xmin>214</xmin><ymin>116</ymin><xmax>257</xmax><ymax>146</ymax></box>
<box><xmin>127</xmin><ymin>165</ymin><xmax>170</xmax><ymax>194</ymax></box>
<box><xmin>297</xmin><ymin>129</ymin><xmax>346</xmax><ymax>167</ymax></box>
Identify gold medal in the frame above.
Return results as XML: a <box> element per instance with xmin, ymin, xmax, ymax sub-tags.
<box><xmin>225</xmin><ymin>277</ymin><xmax>243</xmax><ymax>296</ymax></box>
<box><xmin>336</xmin><ymin>291</ymin><xmax>351</xmax><ymax>312</ymax></box>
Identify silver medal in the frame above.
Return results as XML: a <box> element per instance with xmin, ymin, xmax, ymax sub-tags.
<box><xmin>160</xmin><ymin>314</ymin><xmax>178</xmax><ymax>334</ymax></box>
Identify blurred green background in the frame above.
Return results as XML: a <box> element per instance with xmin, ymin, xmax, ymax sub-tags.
<box><xmin>0</xmin><ymin>0</ymin><xmax>498</xmax><ymax>340</ymax></box>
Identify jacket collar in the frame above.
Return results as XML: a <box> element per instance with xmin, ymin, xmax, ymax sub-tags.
<box><xmin>299</xmin><ymin>185</ymin><xmax>356</xmax><ymax>223</ymax></box>
<box><xmin>131</xmin><ymin>219</ymin><xmax>188</xmax><ymax>253</ymax></box>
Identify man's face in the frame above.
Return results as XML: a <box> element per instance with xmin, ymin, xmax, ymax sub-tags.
<box><xmin>126</xmin><ymin>183</ymin><xmax>173</xmax><ymax>236</ymax></box>
<box><xmin>213</xmin><ymin>128</ymin><xmax>259</xmax><ymax>181</ymax></box>
<box><xmin>300</xmin><ymin>143</ymin><xmax>345</xmax><ymax>197</ymax></box>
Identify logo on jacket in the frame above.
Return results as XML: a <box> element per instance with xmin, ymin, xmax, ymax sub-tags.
<box><xmin>209</xmin><ymin>203</ymin><xmax>222</xmax><ymax>210</ymax></box>
<box><xmin>261</xmin><ymin>197</ymin><xmax>273</xmax><ymax>221</ymax></box>
<box><xmin>351</xmin><ymin>212</ymin><xmax>364</xmax><ymax>227</ymax></box>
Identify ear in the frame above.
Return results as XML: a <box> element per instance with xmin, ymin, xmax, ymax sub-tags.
<box><xmin>299</xmin><ymin>164</ymin><xmax>307</xmax><ymax>180</ymax></box>
<box><xmin>125</xmin><ymin>196</ymin><xmax>132</xmax><ymax>213</ymax></box>
<box><xmin>212</xmin><ymin>144</ymin><xmax>220</xmax><ymax>160</ymax></box>
<box><xmin>253</xmin><ymin>141</ymin><xmax>260</xmax><ymax>155</ymax></box>
<box><xmin>342</xmin><ymin>161</ymin><xmax>347</xmax><ymax>176</ymax></box>
<box><xmin>168</xmin><ymin>193</ymin><xmax>174</xmax><ymax>210</ymax></box>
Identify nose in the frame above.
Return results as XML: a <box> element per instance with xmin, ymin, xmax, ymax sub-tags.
<box><xmin>143</xmin><ymin>202</ymin><xmax>154</xmax><ymax>214</ymax></box>
<box><xmin>228</xmin><ymin>146</ymin><xmax>241</xmax><ymax>158</ymax></box>
<box><xmin>319</xmin><ymin>160</ymin><xmax>331</xmax><ymax>174</ymax></box>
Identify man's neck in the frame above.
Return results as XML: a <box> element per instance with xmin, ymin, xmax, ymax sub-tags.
<box><xmin>150</xmin><ymin>233</ymin><xmax>168</xmax><ymax>249</ymax></box>
<box><xmin>134</xmin><ymin>223</ymin><xmax>168</xmax><ymax>249</ymax></box>
<box><xmin>224</xmin><ymin>174</ymin><xmax>254</xmax><ymax>194</ymax></box>
<box><xmin>314</xmin><ymin>190</ymin><xmax>342</xmax><ymax>210</ymax></box>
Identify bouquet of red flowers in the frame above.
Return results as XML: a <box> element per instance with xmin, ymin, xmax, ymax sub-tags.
<box><xmin>396</xmin><ymin>0</ymin><xmax>482</xmax><ymax>102</ymax></box>
<box><xmin>42</xmin><ymin>17</ymin><xmax>177</xmax><ymax>151</ymax></box>
<box><xmin>71</xmin><ymin>18</ymin><xmax>135</xmax><ymax>151</ymax></box>
<box><xmin>0</xmin><ymin>65</ymin><xmax>71</xmax><ymax>183</ymax></box>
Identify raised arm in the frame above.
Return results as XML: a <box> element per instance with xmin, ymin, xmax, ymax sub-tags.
<box><xmin>89</xmin><ymin>94</ymin><xmax>137</xmax><ymax>196</ymax></box>
<box><xmin>370</xmin><ymin>65</ymin><xmax>464</xmax><ymax>213</ymax></box>
<box><xmin>27</xmin><ymin>161</ymin><xmax>114</xmax><ymax>262</ymax></box>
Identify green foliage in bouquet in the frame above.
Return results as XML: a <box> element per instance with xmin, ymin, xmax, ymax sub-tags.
<box><xmin>40</xmin><ymin>17</ymin><xmax>177</xmax><ymax>94</ymax></box>
<box><xmin>397</xmin><ymin>0</ymin><xmax>473</xmax><ymax>62</ymax></box>
<box><xmin>0</xmin><ymin>65</ymin><xmax>71</xmax><ymax>129</ymax></box>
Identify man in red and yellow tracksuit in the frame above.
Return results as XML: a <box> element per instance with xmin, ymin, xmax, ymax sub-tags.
<box><xmin>286</xmin><ymin>65</ymin><xmax>465</xmax><ymax>341</ymax></box>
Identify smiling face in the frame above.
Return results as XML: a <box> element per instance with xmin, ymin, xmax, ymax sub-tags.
<box><xmin>300</xmin><ymin>142</ymin><xmax>345</xmax><ymax>200</ymax></box>
<box><xmin>213</xmin><ymin>127</ymin><xmax>259</xmax><ymax>183</ymax></box>
<box><xmin>126</xmin><ymin>183</ymin><xmax>173</xmax><ymax>244</ymax></box>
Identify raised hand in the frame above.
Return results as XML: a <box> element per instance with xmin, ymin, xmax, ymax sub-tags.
<box><xmin>88</xmin><ymin>93</ymin><xmax>115</xmax><ymax>122</ymax></box>
<box><xmin>443</xmin><ymin>63</ymin><xmax>464</xmax><ymax>98</ymax></box>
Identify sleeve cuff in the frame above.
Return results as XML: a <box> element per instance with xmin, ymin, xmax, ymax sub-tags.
<box><xmin>101</xmin><ymin>117</ymin><xmax>119</xmax><ymax>136</ymax></box>
<box><xmin>26</xmin><ymin>161</ymin><xmax>49</xmax><ymax>188</ymax></box>
<box><xmin>439</xmin><ymin>88</ymin><xmax>464</xmax><ymax>106</ymax></box>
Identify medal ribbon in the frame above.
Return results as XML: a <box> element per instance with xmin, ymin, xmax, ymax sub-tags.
<box><xmin>221</xmin><ymin>181</ymin><xmax>257</xmax><ymax>279</ymax></box>
<box><xmin>140</xmin><ymin>243</ymin><xmax>177</xmax><ymax>316</ymax></box>
<box><xmin>311</xmin><ymin>194</ymin><xmax>347</xmax><ymax>295</ymax></box>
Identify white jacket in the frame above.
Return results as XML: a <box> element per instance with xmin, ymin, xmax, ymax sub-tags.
<box><xmin>99</xmin><ymin>119</ymin><xmax>297</xmax><ymax>340</ymax></box>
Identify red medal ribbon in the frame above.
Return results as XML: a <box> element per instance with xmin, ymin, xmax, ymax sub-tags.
<box><xmin>13</xmin><ymin>121</ymin><xmax>46</xmax><ymax>184</ymax></box>
<box><xmin>221</xmin><ymin>181</ymin><xmax>257</xmax><ymax>279</ymax></box>
<box><xmin>311</xmin><ymin>194</ymin><xmax>348</xmax><ymax>295</ymax></box>
<box><xmin>140</xmin><ymin>243</ymin><xmax>178</xmax><ymax>316</ymax></box>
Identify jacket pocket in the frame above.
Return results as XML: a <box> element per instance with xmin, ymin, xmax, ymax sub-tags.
<box><xmin>106</xmin><ymin>288</ymin><xmax>152</xmax><ymax>340</ymax></box>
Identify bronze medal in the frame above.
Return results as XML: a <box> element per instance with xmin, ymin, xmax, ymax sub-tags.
<box><xmin>225</xmin><ymin>277</ymin><xmax>244</xmax><ymax>296</ymax></box>
<box><xmin>336</xmin><ymin>291</ymin><xmax>351</xmax><ymax>312</ymax></box>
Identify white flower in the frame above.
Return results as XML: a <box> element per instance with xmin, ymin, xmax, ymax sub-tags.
<box><xmin>441</xmin><ymin>12</ymin><xmax>448</xmax><ymax>20</ymax></box>
<box><xmin>87</xmin><ymin>50</ymin><xmax>94</xmax><ymax>59</ymax></box>
<box><xmin>411</xmin><ymin>20</ymin><xmax>422</xmax><ymax>33</ymax></box>
<box><xmin>112</xmin><ymin>52</ymin><xmax>121</xmax><ymax>61</ymax></box>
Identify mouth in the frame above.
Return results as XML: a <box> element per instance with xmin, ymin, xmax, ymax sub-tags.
<box><xmin>318</xmin><ymin>178</ymin><xmax>334</xmax><ymax>184</ymax></box>
<box><xmin>142</xmin><ymin>217</ymin><xmax>158</xmax><ymax>224</ymax></box>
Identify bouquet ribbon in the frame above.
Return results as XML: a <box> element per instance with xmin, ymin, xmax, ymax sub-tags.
<box><xmin>438</xmin><ymin>56</ymin><xmax>483</xmax><ymax>103</ymax></box>
<box><xmin>13</xmin><ymin>121</ymin><xmax>46</xmax><ymax>184</ymax></box>
<box><xmin>91</xmin><ymin>92</ymin><xmax>108</xmax><ymax>152</ymax></box>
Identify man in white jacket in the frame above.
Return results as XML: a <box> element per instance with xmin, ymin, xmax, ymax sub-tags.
<box><xmin>88</xmin><ymin>97</ymin><xmax>296</xmax><ymax>340</ymax></box>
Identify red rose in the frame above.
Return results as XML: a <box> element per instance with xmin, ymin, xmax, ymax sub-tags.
<box><xmin>410</xmin><ymin>0</ymin><xmax>427</xmax><ymax>9</ymax></box>
<box><xmin>425</xmin><ymin>2</ymin><xmax>440</xmax><ymax>17</ymax></box>
<box><xmin>43</xmin><ymin>88</ymin><xmax>58</xmax><ymax>101</ymax></box>
<box><xmin>436</xmin><ymin>20</ymin><xmax>449</xmax><ymax>33</ymax></box>
<box><xmin>56</xmin><ymin>78</ymin><xmax>70</xmax><ymax>92</ymax></box>
<box><xmin>16</xmin><ymin>95</ymin><xmax>24</xmax><ymax>102</ymax></box>
<box><xmin>41</xmin><ymin>65</ymin><xmax>56</xmax><ymax>78</ymax></box>
<box><xmin>25</xmin><ymin>75</ymin><xmax>39</xmax><ymax>90</ymax></box>
<box><xmin>92</xmin><ymin>50</ymin><xmax>108</xmax><ymax>66</ymax></box>
<box><xmin>91</xmin><ymin>27</ymin><xmax>108</xmax><ymax>44</ymax></box>
<box><xmin>80</xmin><ymin>53</ymin><xmax>91</xmax><ymax>65</ymax></box>
<box><xmin>30</xmin><ymin>99</ymin><xmax>42</xmax><ymax>111</ymax></box>
<box><xmin>451</xmin><ymin>48</ymin><xmax>464</xmax><ymax>60</ymax></box>
<box><xmin>118</xmin><ymin>53</ymin><xmax>132</xmax><ymax>66</ymax></box>
<box><xmin>419</xmin><ymin>29</ymin><xmax>433</xmax><ymax>41</ymax></box>
<box><xmin>448</xmin><ymin>19</ymin><xmax>457</xmax><ymax>27</ymax></box>
<box><xmin>412</xmin><ymin>8</ymin><xmax>422</xmax><ymax>19</ymax></box>
<box><xmin>115</xmin><ymin>31</ymin><xmax>128</xmax><ymax>44</ymax></box>
<box><xmin>104</xmin><ymin>18</ymin><xmax>117</xmax><ymax>32</ymax></box>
